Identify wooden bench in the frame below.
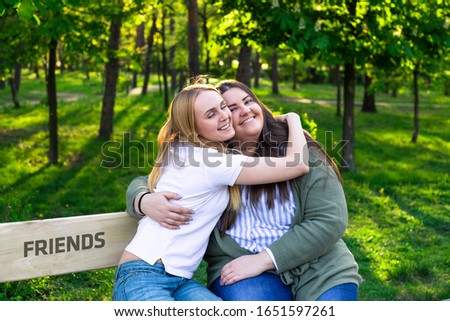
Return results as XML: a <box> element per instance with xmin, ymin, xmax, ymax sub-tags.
<box><xmin>0</xmin><ymin>212</ymin><xmax>137</xmax><ymax>283</ymax></box>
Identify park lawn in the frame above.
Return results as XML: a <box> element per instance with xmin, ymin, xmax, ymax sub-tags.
<box><xmin>0</xmin><ymin>71</ymin><xmax>449</xmax><ymax>300</ymax></box>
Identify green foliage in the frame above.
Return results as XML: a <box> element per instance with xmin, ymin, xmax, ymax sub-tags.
<box><xmin>299</xmin><ymin>112</ymin><xmax>318</xmax><ymax>139</ymax></box>
<box><xmin>1</xmin><ymin>72</ymin><xmax>449</xmax><ymax>300</ymax></box>
<box><xmin>273</xmin><ymin>107</ymin><xmax>318</xmax><ymax>139</ymax></box>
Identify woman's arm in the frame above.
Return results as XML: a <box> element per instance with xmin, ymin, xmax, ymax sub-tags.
<box><xmin>126</xmin><ymin>176</ymin><xmax>150</xmax><ymax>218</ymax></box>
<box><xmin>125</xmin><ymin>176</ymin><xmax>193</xmax><ymax>229</ymax></box>
<box><xmin>235</xmin><ymin>112</ymin><xmax>309</xmax><ymax>185</ymax></box>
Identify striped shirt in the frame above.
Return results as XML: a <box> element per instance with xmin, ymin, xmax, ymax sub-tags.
<box><xmin>226</xmin><ymin>182</ymin><xmax>296</xmax><ymax>253</ymax></box>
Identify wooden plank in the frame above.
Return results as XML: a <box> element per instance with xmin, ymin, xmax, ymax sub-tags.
<box><xmin>0</xmin><ymin>212</ymin><xmax>138</xmax><ymax>283</ymax></box>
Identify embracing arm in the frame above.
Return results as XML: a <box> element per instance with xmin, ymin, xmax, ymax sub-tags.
<box><xmin>126</xmin><ymin>176</ymin><xmax>150</xmax><ymax>218</ymax></box>
<box><xmin>235</xmin><ymin>112</ymin><xmax>309</xmax><ymax>185</ymax></box>
<box><xmin>125</xmin><ymin>176</ymin><xmax>192</xmax><ymax>228</ymax></box>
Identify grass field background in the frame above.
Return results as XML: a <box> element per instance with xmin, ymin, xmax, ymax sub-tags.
<box><xmin>0</xmin><ymin>71</ymin><xmax>449</xmax><ymax>300</ymax></box>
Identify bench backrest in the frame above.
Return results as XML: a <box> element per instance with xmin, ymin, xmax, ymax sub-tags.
<box><xmin>0</xmin><ymin>212</ymin><xmax>138</xmax><ymax>283</ymax></box>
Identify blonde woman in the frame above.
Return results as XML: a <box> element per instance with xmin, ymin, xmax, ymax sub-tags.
<box><xmin>113</xmin><ymin>83</ymin><xmax>309</xmax><ymax>301</ymax></box>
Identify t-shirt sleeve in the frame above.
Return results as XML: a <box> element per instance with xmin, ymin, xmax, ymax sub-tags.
<box><xmin>202</xmin><ymin>149</ymin><xmax>248</xmax><ymax>187</ymax></box>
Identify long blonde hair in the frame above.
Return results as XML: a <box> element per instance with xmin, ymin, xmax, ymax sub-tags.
<box><xmin>148</xmin><ymin>83</ymin><xmax>241</xmax><ymax>229</ymax></box>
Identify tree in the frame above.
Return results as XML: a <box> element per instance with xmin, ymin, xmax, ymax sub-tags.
<box><xmin>274</xmin><ymin>1</ymin><xmax>363</xmax><ymax>171</ymax></box>
<box><xmin>236</xmin><ymin>46</ymin><xmax>252</xmax><ymax>87</ymax></box>
<box><xmin>187</xmin><ymin>0</ymin><xmax>200</xmax><ymax>79</ymax></box>
<box><xmin>47</xmin><ymin>38</ymin><xmax>58</xmax><ymax>164</ymax></box>
<box><xmin>199</xmin><ymin>1</ymin><xmax>216</xmax><ymax>74</ymax></box>
<box><xmin>160</xmin><ymin>5</ymin><xmax>169</xmax><ymax>109</ymax></box>
<box><xmin>0</xmin><ymin>9</ymin><xmax>41</xmax><ymax>108</ymax></box>
<box><xmin>253</xmin><ymin>51</ymin><xmax>261</xmax><ymax>88</ymax></box>
<box><xmin>271</xmin><ymin>49</ymin><xmax>279</xmax><ymax>95</ymax></box>
<box><xmin>132</xmin><ymin>22</ymin><xmax>145</xmax><ymax>88</ymax></box>
<box><xmin>362</xmin><ymin>73</ymin><xmax>376</xmax><ymax>112</ymax></box>
<box><xmin>142</xmin><ymin>12</ymin><xmax>158</xmax><ymax>95</ymax></box>
<box><xmin>264</xmin><ymin>1</ymin><xmax>388</xmax><ymax>171</ymax></box>
<box><xmin>335</xmin><ymin>65</ymin><xmax>342</xmax><ymax>117</ymax></box>
<box><xmin>390</xmin><ymin>1</ymin><xmax>449</xmax><ymax>143</ymax></box>
<box><xmin>169</xmin><ymin>14</ymin><xmax>177</xmax><ymax>91</ymax></box>
<box><xmin>99</xmin><ymin>0</ymin><xmax>123</xmax><ymax>139</ymax></box>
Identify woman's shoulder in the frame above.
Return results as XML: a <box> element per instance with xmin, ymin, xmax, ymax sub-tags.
<box><xmin>296</xmin><ymin>150</ymin><xmax>341</xmax><ymax>186</ymax></box>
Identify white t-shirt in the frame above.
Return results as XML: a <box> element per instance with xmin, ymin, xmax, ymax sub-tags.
<box><xmin>125</xmin><ymin>143</ymin><xmax>247</xmax><ymax>278</ymax></box>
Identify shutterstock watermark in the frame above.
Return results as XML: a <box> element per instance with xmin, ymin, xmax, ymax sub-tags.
<box><xmin>101</xmin><ymin>133</ymin><xmax>156</xmax><ymax>169</ymax></box>
<box><xmin>100</xmin><ymin>132</ymin><xmax>349</xmax><ymax>169</ymax></box>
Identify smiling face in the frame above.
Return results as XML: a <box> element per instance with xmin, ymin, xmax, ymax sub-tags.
<box><xmin>194</xmin><ymin>90</ymin><xmax>235</xmax><ymax>143</ymax></box>
<box><xmin>221</xmin><ymin>87</ymin><xmax>264</xmax><ymax>149</ymax></box>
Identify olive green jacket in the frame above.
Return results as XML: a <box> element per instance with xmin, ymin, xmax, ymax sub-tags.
<box><xmin>204</xmin><ymin>161</ymin><xmax>363</xmax><ymax>300</ymax></box>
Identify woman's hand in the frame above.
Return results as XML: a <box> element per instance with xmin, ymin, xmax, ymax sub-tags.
<box><xmin>275</xmin><ymin>112</ymin><xmax>301</xmax><ymax>124</ymax></box>
<box><xmin>138</xmin><ymin>191</ymin><xmax>193</xmax><ymax>229</ymax></box>
<box><xmin>220</xmin><ymin>252</ymin><xmax>275</xmax><ymax>286</ymax></box>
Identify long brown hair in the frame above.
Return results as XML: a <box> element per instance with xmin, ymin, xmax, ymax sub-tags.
<box><xmin>148</xmin><ymin>83</ymin><xmax>241</xmax><ymax>226</ymax></box>
<box><xmin>216</xmin><ymin>80</ymin><xmax>342</xmax><ymax>230</ymax></box>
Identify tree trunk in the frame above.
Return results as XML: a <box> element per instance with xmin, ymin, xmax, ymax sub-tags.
<box><xmin>33</xmin><ymin>62</ymin><xmax>40</xmax><ymax>79</ymax></box>
<box><xmin>47</xmin><ymin>38</ymin><xmax>58</xmax><ymax>165</ymax></box>
<box><xmin>169</xmin><ymin>16</ymin><xmax>177</xmax><ymax>92</ymax></box>
<box><xmin>336</xmin><ymin>65</ymin><xmax>341</xmax><ymax>117</ymax></box>
<box><xmin>83</xmin><ymin>59</ymin><xmax>90</xmax><ymax>80</ymax></box>
<box><xmin>132</xmin><ymin>22</ymin><xmax>145</xmax><ymax>89</ymax></box>
<box><xmin>342</xmin><ymin>62</ymin><xmax>356</xmax><ymax>172</ymax></box>
<box><xmin>253</xmin><ymin>51</ymin><xmax>260</xmax><ymax>88</ymax></box>
<box><xmin>161</xmin><ymin>7</ymin><xmax>169</xmax><ymax>109</ymax></box>
<box><xmin>362</xmin><ymin>73</ymin><xmax>376</xmax><ymax>112</ymax></box>
<box><xmin>271</xmin><ymin>50</ymin><xmax>279</xmax><ymax>95</ymax></box>
<box><xmin>99</xmin><ymin>11</ymin><xmax>122</xmax><ymax>139</ymax></box>
<box><xmin>142</xmin><ymin>13</ymin><xmax>158</xmax><ymax>95</ymax></box>
<box><xmin>236</xmin><ymin>46</ymin><xmax>252</xmax><ymax>87</ymax></box>
<box><xmin>8</xmin><ymin>77</ymin><xmax>20</xmax><ymax>108</ymax></box>
<box><xmin>58</xmin><ymin>44</ymin><xmax>65</xmax><ymax>74</ymax></box>
<box><xmin>411</xmin><ymin>66</ymin><xmax>420</xmax><ymax>143</ymax></box>
<box><xmin>14</xmin><ymin>63</ymin><xmax>21</xmax><ymax>92</ymax></box>
<box><xmin>188</xmin><ymin>0</ymin><xmax>200</xmax><ymax>79</ymax></box>
<box><xmin>156</xmin><ymin>54</ymin><xmax>162</xmax><ymax>93</ymax></box>
<box><xmin>292</xmin><ymin>59</ymin><xmax>297</xmax><ymax>90</ymax></box>
<box><xmin>392</xmin><ymin>87</ymin><xmax>397</xmax><ymax>97</ymax></box>
<box><xmin>201</xmin><ymin>2</ymin><xmax>210</xmax><ymax>74</ymax></box>
<box><xmin>330</xmin><ymin>65</ymin><xmax>339</xmax><ymax>85</ymax></box>
<box><xmin>444</xmin><ymin>75</ymin><xmax>450</xmax><ymax>96</ymax></box>
<box><xmin>42</xmin><ymin>58</ymin><xmax>48</xmax><ymax>81</ymax></box>
<box><xmin>178</xmin><ymin>71</ymin><xmax>186</xmax><ymax>93</ymax></box>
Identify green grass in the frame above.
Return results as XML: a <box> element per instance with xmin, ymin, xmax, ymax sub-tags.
<box><xmin>0</xmin><ymin>71</ymin><xmax>449</xmax><ymax>301</ymax></box>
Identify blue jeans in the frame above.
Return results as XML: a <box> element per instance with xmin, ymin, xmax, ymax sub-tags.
<box><xmin>210</xmin><ymin>273</ymin><xmax>358</xmax><ymax>301</ymax></box>
<box><xmin>113</xmin><ymin>260</ymin><xmax>222</xmax><ymax>301</ymax></box>
<box><xmin>316</xmin><ymin>283</ymin><xmax>358</xmax><ymax>301</ymax></box>
<box><xmin>210</xmin><ymin>272</ymin><xmax>293</xmax><ymax>301</ymax></box>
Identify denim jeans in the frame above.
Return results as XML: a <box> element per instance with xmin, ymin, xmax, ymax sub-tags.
<box><xmin>316</xmin><ymin>283</ymin><xmax>358</xmax><ymax>301</ymax></box>
<box><xmin>113</xmin><ymin>260</ymin><xmax>222</xmax><ymax>301</ymax></box>
<box><xmin>210</xmin><ymin>272</ymin><xmax>293</xmax><ymax>301</ymax></box>
<box><xmin>210</xmin><ymin>273</ymin><xmax>358</xmax><ymax>301</ymax></box>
